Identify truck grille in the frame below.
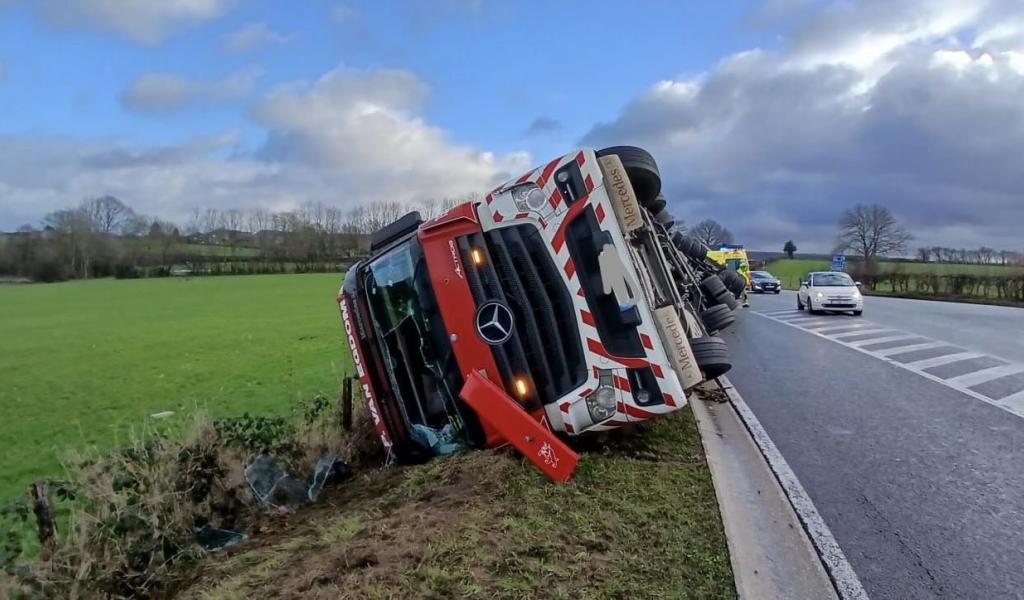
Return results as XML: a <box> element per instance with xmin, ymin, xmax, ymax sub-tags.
<box><xmin>459</xmin><ymin>225</ymin><xmax>586</xmax><ymax>406</ymax></box>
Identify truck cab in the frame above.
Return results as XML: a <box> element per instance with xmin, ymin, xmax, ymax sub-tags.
<box><xmin>338</xmin><ymin>147</ymin><xmax>717</xmax><ymax>477</ymax></box>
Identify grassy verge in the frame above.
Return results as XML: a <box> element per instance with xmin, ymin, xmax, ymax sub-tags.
<box><xmin>178</xmin><ymin>407</ymin><xmax>734</xmax><ymax>600</ymax></box>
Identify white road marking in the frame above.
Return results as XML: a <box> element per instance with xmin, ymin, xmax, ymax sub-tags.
<box><xmin>832</xmin><ymin>328</ymin><xmax>893</xmax><ymax>340</ymax></box>
<box><xmin>752</xmin><ymin>311</ymin><xmax>1024</xmax><ymax>421</ymax></box>
<box><xmin>997</xmin><ymin>390</ymin><xmax>1024</xmax><ymax>415</ymax></box>
<box><xmin>874</xmin><ymin>341</ymin><xmax>950</xmax><ymax>357</ymax></box>
<box><xmin>904</xmin><ymin>352</ymin><xmax>984</xmax><ymax>370</ymax></box>
<box><xmin>720</xmin><ymin>376</ymin><xmax>869</xmax><ymax>600</ymax></box>
<box><xmin>946</xmin><ymin>365</ymin><xmax>1024</xmax><ymax>388</ymax></box>
<box><xmin>846</xmin><ymin>334</ymin><xmax>918</xmax><ymax>347</ymax></box>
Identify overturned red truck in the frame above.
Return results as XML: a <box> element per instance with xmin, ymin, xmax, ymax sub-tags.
<box><xmin>338</xmin><ymin>147</ymin><xmax>745</xmax><ymax>481</ymax></box>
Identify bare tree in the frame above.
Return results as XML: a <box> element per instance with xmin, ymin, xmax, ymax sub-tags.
<box><xmin>82</xmin><ymin>196</ymin><xmax>134</xmax><ymax>234</ymax></box>
<box><xmin>916</xmin><ymin>247</ymin><xmax>932</xmax><ymax>262</ymax></box>
<box><xmin>692</xmin><ymin>219</ymin><xmax>734</xmax><ymax>248</ymax></box>
<box><xmin>834</xmin><ymin>203</ymin><xmax>912</xmax><ymax>264</ymax></box>
<box><xmin>783</xmin><ymin>240</ymin><xmax>797</xmax><ymax>259</ymax></box>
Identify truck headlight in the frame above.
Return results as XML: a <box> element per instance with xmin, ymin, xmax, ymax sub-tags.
<box><xmin>852</xmin><ymin>290</ymin><xmax>862</xmax><ymax>299</ymax></box>
<box><xmin>815</xmin><ymin>292</ymin><xmax>824</xmax><ymax>299</ymax></box>
<box><xmin>511</xmin><ymin>183</ymin><xmax>547</xmax><ymax>212</ymax></box>
<box><xmin>586</xmin><ymin>369</ymin><xmax>617</xmax><ymax>423</ymax></box>
<box><xmin>587</xmin><ymin>387</ymin><xmax>617</xmax><ymax>422</ymax></box>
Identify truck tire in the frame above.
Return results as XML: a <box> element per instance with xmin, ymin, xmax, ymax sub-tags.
<box><xmin>672</xmin><ymin>233</ymin><xmax>708</xmax><ymax>261</ymax></box>
<box><xmin>718</xmin><ymin>290</ymin><xmax>739</xmax><ymax>311</ymax></box>
<box><xmin>701</xmin><ymin>304</ymin><xmax>735</xmax><ymax>333</ymax></box>
<box><xmin>596</xmin><ymin>146</ymin><xmax>661</xmax><ymax>207</ymax></box>
<box><xmin>699</xmin><ymin>275</ymin><xmax>727</xmax><ymax>300</ymax></box>
<box><xmin>719</xmin><ymin>269</ymin><xmax>746</xmax><ymax>297</ymax></box>
<box><xmin>648</xmin><ymin>193</ymin><xmax>667</xmax><ymax>215</ymax></box>
<box><xmin>653</xmin><ymin>207</ymin><xmax>674</xmax><ymax>230</ymax></box>
<box><xmin>691</xmin><ymin>336</ymin><xmax>732</xmax><ymax>379</ymax></box>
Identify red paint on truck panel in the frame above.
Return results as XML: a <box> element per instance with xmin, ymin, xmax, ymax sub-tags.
<box><xmin>460</xmin><ymin>371</ymin><xmax>579</xmax><ymax>483</ymax></box>
<box><xmin>418</xmin><ymin>209</ymin><xmax>508</xmax><ymax>448</ymax></box>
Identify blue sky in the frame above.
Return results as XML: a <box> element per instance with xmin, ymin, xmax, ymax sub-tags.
<box><xmin>1</xmin><ymin>0</ymin><xmax>1022</xmax><ymax>252</ymax></box>
<box><xmin>0</xmin><ymin>1</ymin><xmax>768</xmax><ymax>155</ymax></box>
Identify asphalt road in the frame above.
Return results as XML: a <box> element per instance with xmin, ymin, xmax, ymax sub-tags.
<box><xmin>722</xmin><ymin>291</ymin><xmax>1024</xmax><ymax>600</ymax></box>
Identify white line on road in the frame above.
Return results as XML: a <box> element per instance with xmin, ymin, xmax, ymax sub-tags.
<box><xmin>846</xmin><ymin>334</ymin><xmax>919</xmax><ymax>347</ymax></box>
<box><xmin>832</xmin><ymin>329</ymin><xmax>893</xmax><ymax>340</ymax></box>
<box><xmin>946</xmin><ymin>365</ymin><xmax>1024</xmax><ymax>388</ymax></box>
<box><xmin>752</xmin><ymin>312</ymin><xmax>1024</xmax><ymax>421</ymax></box>
<box><xmin>904</xmin><ymin>352</ymin><xmax>984</xmax><ymax>370</ymax></box>
<box><xmin>720</xmin><ymin>376</ymin><xmax>870</xmax><ymax>600</ymax></box>
<box><xmin>997</xmin><ymin>390</ymin><xmax>1024</xmax><ymax>414</ymax></box>
<box><xmin>874</xmin><ymin>341</ymin><xmax>950</xmax><ymax>357</ymax></box>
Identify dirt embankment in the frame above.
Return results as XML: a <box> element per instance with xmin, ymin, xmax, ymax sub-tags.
<box><xmin>176</xmin><ymin>409</ymin><xmax>734</xmax><ymax>600</ymax></box>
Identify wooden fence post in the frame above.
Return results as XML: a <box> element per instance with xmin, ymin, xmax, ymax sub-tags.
<box><xmin>30</xmin><ymin>481</ymin><xmax>56</xmax><ymax>558</ymax></box>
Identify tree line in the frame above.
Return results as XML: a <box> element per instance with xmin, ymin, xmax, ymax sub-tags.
<box><xmin>0</xmin><ymin>195</ymin><xmax>467</xmax><ymax>282</ymax></box>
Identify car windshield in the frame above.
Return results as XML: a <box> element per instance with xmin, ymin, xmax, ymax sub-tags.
<box><xmin>752</xmin><ymin>271</ymin><xmax>773</xmax><ymax>279</ymax></box>
<box><xmin>811</xmin><ymin>272</ymin><xmax>855</xmax><ymax>287</ymax></box>
<box><xmin>363</xmin><ymin>239</ymin><xmax>468</xmax><ymax>454</ymax></box>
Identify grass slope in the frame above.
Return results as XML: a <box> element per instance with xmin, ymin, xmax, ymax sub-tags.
<box><xmin>766</xmin><ymin>258</ymin><xmax>1023</xmax><ymax>289</ymax></box>
<box><xmin>0</xmin><ymin>274</ymin><xmax>349</xmax><ymax>499</ymax></box>
<box><xmin>180</xmin><ymin>408</ymin><xmax>734</xmax><ymax>600</ymax></box>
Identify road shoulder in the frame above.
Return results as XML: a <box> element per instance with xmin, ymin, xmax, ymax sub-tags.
<box><xmin>692</xmin><ymin>379</ymin><xmax>856</xmax><ymax>599</ymax></box>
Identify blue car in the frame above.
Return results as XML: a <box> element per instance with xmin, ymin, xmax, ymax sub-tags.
<box><xmin>750</xmin><ymin>271</ymin><xmax>781</xmax><ymax>294</ymax></box>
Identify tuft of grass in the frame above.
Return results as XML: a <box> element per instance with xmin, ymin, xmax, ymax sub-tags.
<box><xmin>0</xmin><ymin>274</ymin><xmax>349</xmax><ymax>500</ymax></box>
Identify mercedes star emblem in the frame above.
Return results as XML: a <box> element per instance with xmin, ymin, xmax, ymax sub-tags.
<box><xmin>475</xmin><ymin>302</ymin><xmax>514</xmax><ymax>345</ymax></box>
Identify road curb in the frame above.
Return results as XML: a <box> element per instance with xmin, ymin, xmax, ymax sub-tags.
<box><xmin>705</xmin><ymin>375</ymin><xmax>869</xmax><ymax>600</ymax></box>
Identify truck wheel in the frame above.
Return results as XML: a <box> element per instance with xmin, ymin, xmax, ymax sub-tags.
<box><xmin>672</xmin><ymin>233</ymin><xmax>708</xmax><ymax>261</ymax></box>
<box><xmin>691</xmin><ymin>336</ymin><xmax>732</xmax><ymax>379</ymax></box>
<box><xmin>596</xmin><ymin>146</ymin><xmax>661</xmax><ymax>207</ymax></box>
<box><xmin>719</xmin><ymin>269</ymin><xmax>746</xmax><ymax>297</ymax></box>
<box><xmin>699</xmin><ymin>275</ymin><xmax>727</xmax><ymax>300</ymax></box>
<box><xmin>648</xmin><ymin>193</ymin><xmax>667</xmax><ymax>214</ymax></box>
<box><xmin>701</xmin><ymin>304</ymin><xmax>735</xmax><ymax>333</ymax></box>
<box><xmin>718</xmin><ymin>290</ymin><xmax>739</xmax><ymax>311</ymax></box>
<box><xmin>653</xmin><ymin>207</ymin><xmax>674</xmax><ymax>230</ymax></box>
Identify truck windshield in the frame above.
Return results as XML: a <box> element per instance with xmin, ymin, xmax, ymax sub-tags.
<box><xmin>363</xmin><ymin>239</ymin><xmax>467</xmax><ymax>455</ymax></box>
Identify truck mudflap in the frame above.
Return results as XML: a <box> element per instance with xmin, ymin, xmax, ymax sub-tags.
<box><xmin>460</xmin><ymin>371</ymin><xmax>580</xmax><ymax>483</ymax></box>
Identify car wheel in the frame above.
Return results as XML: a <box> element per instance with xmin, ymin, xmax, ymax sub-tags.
<box><xmin>797</xmin><ymin>296</ymin><xmax>804</xmax><ymax>310</ymax></box>
<box><xmin>774</xmin><ymin>290</ymin><xmax>781</xmax><ymax>294</ymax></box>
<box><xmin>691</xmin><ymin>336</ymin><xmax>732</xmax><ymax>379</ymax></box>
<box><xmin>853</xmin><ymin>310</ymin><xmax>863</xmax><ymax>316</ymax></box>
<box><xmin>596</xmin><ymin>146</ymin><xmax>661</xmax><ymax>207</ymax></box>
<box><xmin>701</xmin><ymin>304</ymin><xmax>735</xmax><ymax>333</ymax></box>
<box><xmin>809</xmin><ymin>306</ymin><xmax>819</xmax><ymax>315</ymax></box>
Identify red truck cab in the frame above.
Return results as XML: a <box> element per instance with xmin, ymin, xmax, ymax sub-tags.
<box><xmin>339</xmin><ymin>147</ymin><xmax>704</xmax><ymax>479</ymax></box>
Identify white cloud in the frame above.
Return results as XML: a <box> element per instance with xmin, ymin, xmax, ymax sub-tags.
<box><xmin>584</xmin><ymin>0</ymin><xmax>1024</xmax><ymax>252</ymax></box>
<box><xmin>39</xmin><ymin>0</ymin><xmax>237</xmax><ymax>44</ymax></box>
<box><xmin>121</xmin><ymin>67</ymin><xmax>264</xmax><ymax>113</ymax></box>
<box><xmin>222</xmin><ymin>21</ymin><xmax>292</xmax><ymax>53</ymax></box>
<box><xmin>0</xmin><ymin>67</ymin><xmax>530</xmax><ymax>229</ymax></box>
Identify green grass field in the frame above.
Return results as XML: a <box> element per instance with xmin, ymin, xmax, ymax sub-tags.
<box><xmin>0</xmin><ymin>274</ymin><xmax>350</xmax><ymax>499</ymax></box>
<box><xmin>765</xmin><ymin>258</ymin><xmax>1024</xmax><ymax>289</ymax></box>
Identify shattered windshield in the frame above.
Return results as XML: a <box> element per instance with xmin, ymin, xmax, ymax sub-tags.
<box><xmin>363</xmin><ymin>240</ymin><xmax>468</xmax><ymax>455</ymax></box>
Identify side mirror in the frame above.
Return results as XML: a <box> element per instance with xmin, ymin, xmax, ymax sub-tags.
<box><xmin>855</xmin><ymin>281</ymin><xmax>863</xmax><ymax>287</ymax></box>
<box><xmin>801</xmin><ymin>281</ymin><xmax>809</xmax><ymax>287</ymax></box>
